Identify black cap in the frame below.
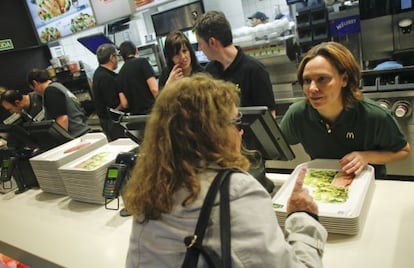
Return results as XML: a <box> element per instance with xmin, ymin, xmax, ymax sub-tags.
<box><xmin>248</xmin><ymin>11</ymin><xmax>269</xmax><ymax>21</ymax></box>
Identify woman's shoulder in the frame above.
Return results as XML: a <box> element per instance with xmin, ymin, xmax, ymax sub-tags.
<box><xmin>359</xmin><ymin>97</ymin><xmax>393</xmax><ymax>119</ymax></box>
<box><xmin>227</xmin><ymin>171</ymin><xmax>270</xmax><ymax>199</ymax></box>
<box><xmin>283</xmin><ymin>99</ymin><xmax>308</xmax><ymax>118</ymax></box>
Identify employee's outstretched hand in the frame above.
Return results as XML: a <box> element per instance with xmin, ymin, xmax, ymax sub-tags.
<box><xmin>287</xmin><ymin>168</ymin><xmax>318</xmax><ymax>215</ymax></box>
<box><xmin>339</xmin><ymin>151</ymin><xmax>367</xmax><ymax>176</ymax></box>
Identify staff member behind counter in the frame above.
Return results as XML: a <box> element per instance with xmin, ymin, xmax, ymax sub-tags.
<box><xmin>27</xmin><ymin>68</ymin><xmax>90</xmax><ymax>138</ymax></box>
<box><xmin>0</xmin><ymin>88</ymin><xmax>44</xmax><ymax>122</ymax></box>
<box><xmin>280</xmin><ymin>41</ymin><xmax>411</xmax><ymax>179</ymax></box>
<box><xmin>248</xmin><ymin>11</ymin><xmax>269</xmax><ymax>27</ymax></box>
<box><xmin>193</xmin><ymin>11</ymin><xmax>277</xmax><ymax>118</ymax></box>
<box><xmin>92</xmin><ymin>44</ymin><xmax>128</xmax><ymax>141</ymax></box>
<box><xmin>158</xmin><ymin>31</ymin><xmax>203</xmax><ymax>89</ymax></box>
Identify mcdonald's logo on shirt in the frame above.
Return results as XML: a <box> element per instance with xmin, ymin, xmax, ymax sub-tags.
<box><xmin>346</xmin><ymin>132</ymin><xmax>355</xmax><ymax>139</ymax></box>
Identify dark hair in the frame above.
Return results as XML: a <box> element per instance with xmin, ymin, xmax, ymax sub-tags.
<box><xmin>297</xmin><ymin>41</ymin><xmax>363</xmax><ymax>109</ymax></box>
<box><xmin>96</xmin><ymin>44</ymin><xmax>117</xmax><ymax>64</ymax></box>
<box><xmin>27</xmin><ymin>68</ymin><xmax>50</xmax><ymax>87</ymax></box>
<box><xmin>119</xmin><ymin>41</ymin><xmax>136</xmax><ymax>61</ymax></box>
<box><xmin>0</xmin><ymin>89</ymin><xmax>23</xmax><ymax>104</ymax></box>
<box><xmin>193</xmin><ymin>11</ymin><xmax>233</xmax><ymax>47</ymax></box>
<box><xmin>164</xmin><ymin>31</ymin><xmax>200</xmax><ymax>69</ymax></box>
<box><xmin>248</xmin><ymin>11</ymin><xmax>269</xmax><ymax>21</ymax></box>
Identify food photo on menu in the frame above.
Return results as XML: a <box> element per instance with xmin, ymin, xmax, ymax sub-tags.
<box><xmin>25</xmin><ymin>0</ymin><xmax>96</xmax><ymax>43</ymax></box>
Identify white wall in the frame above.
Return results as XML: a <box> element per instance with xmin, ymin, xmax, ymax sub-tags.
<box><xmin>58</xmin><ymin>26</ymin><xmax>104</xmax><ymax>79</ymax></box>
<box><xmin>203</xmin><ymin>0</ymin><xmax>245</xmax><ymax>28</ymax></box>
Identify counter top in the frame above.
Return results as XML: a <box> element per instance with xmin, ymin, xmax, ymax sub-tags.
<box><xmin>1</xmin><ymin>175</ymin><xmax>414</xmax><ymax>268</ymax></box>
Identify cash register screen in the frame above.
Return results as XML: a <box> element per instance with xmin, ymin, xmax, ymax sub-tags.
<box><xmin>0</xmin><ymin>124</ymin><xmax>36</xmax><ymax>150</ymax></box>
<box><xmin>239</xmin><ymin>106</ymin><xmax>295</xmax><ymax>161</ymax></box>
<box><xmin>22</xmin><ymin>120</ymin><xmax>73</xmax><ymax>152</ymax></box>
<box><xmin>108</xmin><ymin>168</ymin><xmax>119</xmax><ymax>179</ymax></box>
<box><xmin>121</xmin><ymin>107</ymin><xmax>295</xmax><ymax>161</ymax></box>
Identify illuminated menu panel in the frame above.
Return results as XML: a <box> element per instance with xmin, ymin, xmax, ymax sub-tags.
<box><xmin>90</xmin><ymin>0</ymin><xmax>135</xmax><ymax>25</ymax></box>
<box><xmin>25</xmin><ymin>0</ymin><xmax>97</xmax><ymax>44</ymax></box>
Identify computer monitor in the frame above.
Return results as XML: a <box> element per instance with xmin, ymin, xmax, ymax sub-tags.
<box><xmin>119</xmin><ymin>114</ymin><xmax>150</xmax><ymax>144</ymax></box>
<box><xmin>120</xmin><ymin>107</ymin><xmax>294</xmax><ymax>161</ymax></box>
<box><xmin>77</xmin><ymin>33</ymin><xmax>114</xmax><ymax>54</ymax></box>
<box><xmin>239</xmin><ymin>106</ymin><xmax>295</xmax><ymax>161</ymax></box>
<box><xmin>0</xmin><ymin>123</ymin><xmax>37</xmax><ymax>150</ymax></box>
<box><xmin>22</xmin><ymin>120</ymin><xmax>73</xmax><ymax>152</ymax></box>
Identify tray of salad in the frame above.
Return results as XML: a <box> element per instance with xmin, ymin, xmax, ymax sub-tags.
<box><xmin>272</xmin><ymin>159</ymin><xmax>375</xmax><ymax>235</ymax></box>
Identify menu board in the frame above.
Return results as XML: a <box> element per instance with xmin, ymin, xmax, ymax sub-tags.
<box><xmin>90</xmin><ymin>0</ymin><xmax>135</xmax><ymax>25</ymax></box>
<box><xmin>25</xmin><ymin>0</ymin><xmax>97</xmax><ymax>43</ymax></box>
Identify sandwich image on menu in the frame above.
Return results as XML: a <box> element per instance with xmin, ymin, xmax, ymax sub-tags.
<box><xmin>26</xmin><ymin>0</ymin><xmax>96</xmax><ymax>43</ymax></box>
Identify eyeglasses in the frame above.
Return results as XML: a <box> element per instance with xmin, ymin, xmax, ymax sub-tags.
<box><xmin>230</xmin><ymin>112</ymin><xmax>243</xmax><ymax>131</ymax></box>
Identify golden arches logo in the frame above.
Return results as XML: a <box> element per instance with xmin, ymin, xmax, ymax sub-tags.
<box><xmin>346</xmin><ymin>132</ymin><xmax>355</xmax><ymax>139</ymax></box>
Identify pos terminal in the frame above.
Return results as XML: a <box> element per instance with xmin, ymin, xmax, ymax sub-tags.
<box><xmin>102</xmin><ymin>151</ymin><xmax>137</xmax><ymax>213</ymax></box>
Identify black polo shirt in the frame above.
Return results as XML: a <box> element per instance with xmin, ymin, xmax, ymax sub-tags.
<box><xmin>92</xmin><ymin>66</ymin><xmax>122</xmax><ymax>119</ymax></box>
<box><xmin>204</xmin><ymin>46</ymin><xmax>276</xmax><ymax>111</ymax></box>
<box><xmin>117</xmin><ymin>57</ymin><xmax>156</xmax><ymax>115</ymax></box>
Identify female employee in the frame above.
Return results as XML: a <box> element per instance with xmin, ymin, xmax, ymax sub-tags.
<box><xmin>280</xmin><ymin>41</ymin><xmax>410</xmax><ymax>179</ymax></box>
<box><xmin>158</xmin><ymin>31</ymin><xmax>203</xmax><ymax>89</ymax></box>
<box><xmin>124</xmin><ymin>73</ymin><xmax>327</xmax><ymax>267</ymax></box>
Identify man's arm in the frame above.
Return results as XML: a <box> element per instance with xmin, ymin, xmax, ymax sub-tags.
<box><xmin>117</xmin><ymin>92</ymin><xmax>128</xmax><ymax>110</ymax></box>
<box><xmin>146</xmin><ymin>77</ymin><xmax>159</xmax><ymax>98</ymax></box>
<box><xmin>55</xmin><ymin>114</ymin><xmax>69</xmax><ymax>131</ymax></box>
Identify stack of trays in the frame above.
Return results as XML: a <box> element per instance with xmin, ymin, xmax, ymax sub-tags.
<box><xmin>30</xmin><ymin>133</ymin><xmax>108</xmax><ymax>195</ymax></box>
<box><xmin>272</xmin><ymin>159</ymin><xmax>375</xmax><ymax>235</ymax></box>
<box><xmin>58</xmin><ymin>138</ymin><xmax>138</xmax><ymax>204</ymax></box>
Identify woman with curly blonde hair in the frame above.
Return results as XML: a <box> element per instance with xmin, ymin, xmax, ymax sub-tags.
<box><xmin>124</xmin><ymin>73</ymin><xmax>327</xmax><ymax>267</ymax></box>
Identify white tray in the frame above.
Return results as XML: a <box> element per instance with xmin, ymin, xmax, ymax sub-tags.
<box><xmin>58</xmin><ymin>138</ymin><xmax>137</xmax><ymax>172</ymax></box>
<box><xmin>29</xmin><ymin>133</ymin><xmax>108</xmax><ymax>195</ymax></box>
<box><xmin>58</xmin><ymin>138</ymin><xmax>138</xmax><ymax>204</ymax></box>
<box><xmin>30</xmin><ymin>133</ymin><xmax>108</xmax><ymax>166</ymax></box>
<box><xmin>272</xmin><ymin>159</ymin><xmax>375</xmax><ymax>235</ymax></box>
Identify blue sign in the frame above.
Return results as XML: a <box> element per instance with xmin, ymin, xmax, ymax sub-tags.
<box><xmin>330</xmin><ymin>15</ymin><xmax>361</xmax><ymax>37</ymax></box>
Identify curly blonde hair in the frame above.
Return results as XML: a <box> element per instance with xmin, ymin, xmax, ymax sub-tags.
<box><xmin>123</xmin><ymin>73</ymin><xmax>250</xmax><ymax>222</ymax></box>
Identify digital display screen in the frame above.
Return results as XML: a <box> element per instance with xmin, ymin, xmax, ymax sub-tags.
<box><xmin>90</xmin><ymin>0</ymin><xmax>134</xmax><ymax>25</ymax></box>
<box><xmin>401</xmin><ymin>0</ymin><xmax>412</xmax><ymax>9</ymax></box>
<box><xmin>107</xmin><ymin>168</ymin><xmax>119</xmax><ymax>179</ymax></box>
<box><xmin>2</xmin><ymin>159</ymin><xmax>9</xmax><ymax>168</ymax></box>
<box><xmin>77</xmin><ymin>33</ymin><xmax>114</xmax><ymax>54</ymax></box>
<box><xmin>25</xmin><ymin>0</ymin><xmax>97</xmax><ymax>44</ymax></box>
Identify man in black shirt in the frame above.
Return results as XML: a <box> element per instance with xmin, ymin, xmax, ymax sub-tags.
<box><xmin>193</xmin><ymin>11</ymin><xmax>276</xmax><ymax>117</ymax></box>
<box><xmin>117</xmin><ymin>41</ymin><xmax>158</xmax><ymax>115</ymax></box>
<box><xmin>1</xmin><ymin>88</ymin><xmax>44</xmax><ymax>122</ymax></box>
<box><xmin>26</xmin><ymin>68</ymin><xmax>90</xmax><ymax>138</ymax></box>
<box><xmin>92</xmin><ymin>44</ymin><xmax>128</xmax><ymax>140</ymax></box>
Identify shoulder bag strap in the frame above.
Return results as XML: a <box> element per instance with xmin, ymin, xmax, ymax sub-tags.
<box><xmin>182</xmin><ymin>169</ymin><xmax>234</xmax><ymax>267</ymax></box>
<box><xmin>220</xmin><ymin>169</ymin><xmax>232</xmax><ymax>268</ymax></box>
